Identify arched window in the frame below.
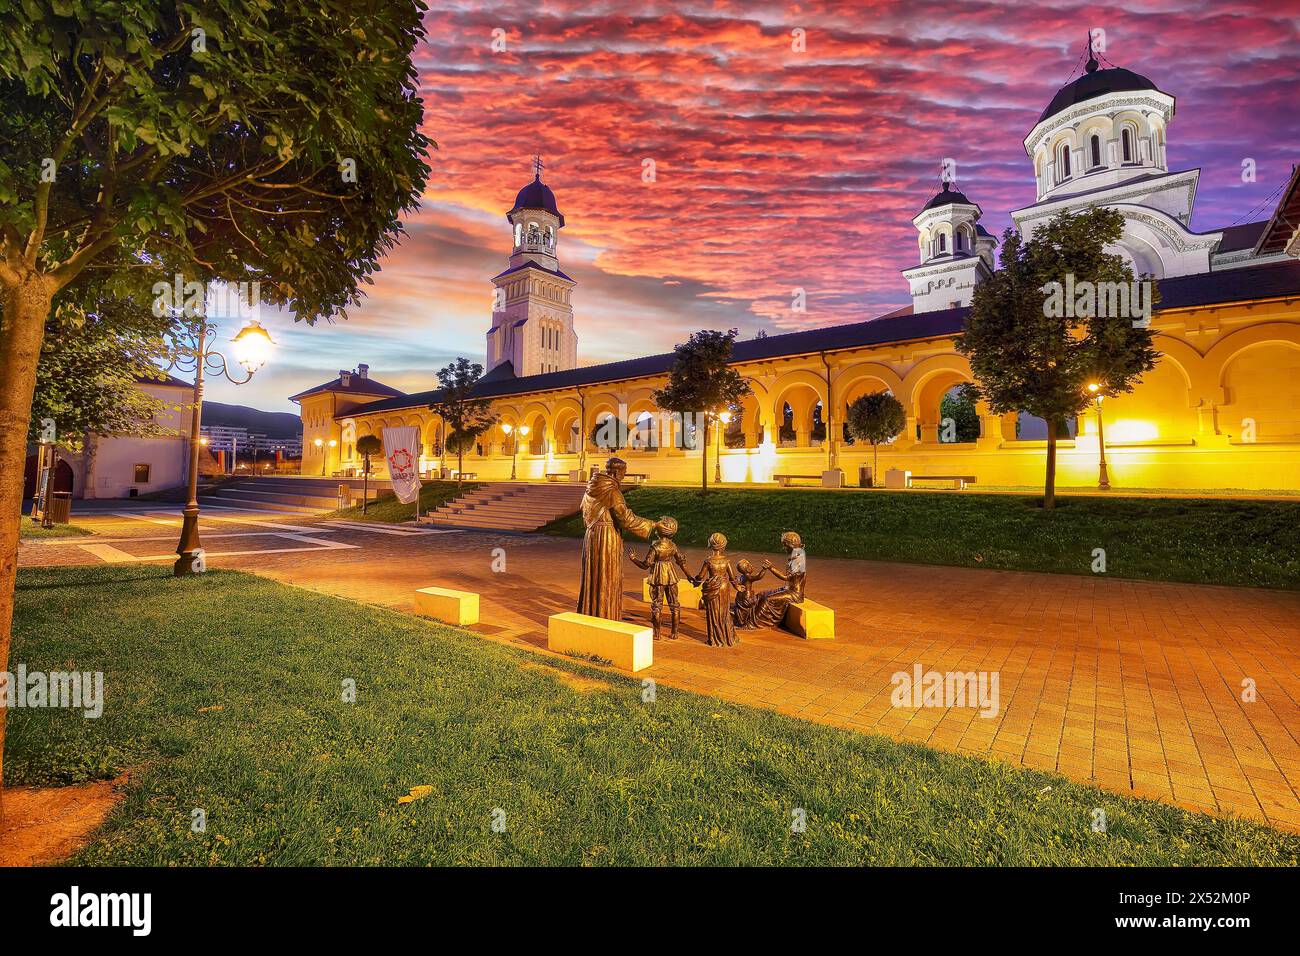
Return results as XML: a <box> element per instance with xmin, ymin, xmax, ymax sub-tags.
<box><xmin>938</xmin><ymin>233</ymin><xmax>946</xmax><ymax>253</ymax></box>
<box><xmin>1090</xmin><ymin>134</ymin><xmax>1102</xmax><ymax>169</ymax></box>
<box><xmin>1121</xmin><ymin>127</ymin><xmax>1133</xmax><ymax>163</ymax></box>
<box><xmin>955</xmin><ymin>229</ymin><xmax>964</xmax><ymax>251</ymax></box>
<box><xmin>1057</xmin><ymin>142</ymin><xmax>1072</xmax><ymax>181</ymax></box>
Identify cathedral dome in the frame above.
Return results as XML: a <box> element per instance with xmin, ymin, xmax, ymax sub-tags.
<box><xmin>920</xmin><ymin>181</ymin><xmax>972</xmax><ymax>212</ymax></box>
<box><xmin>1038</xmin><ymin>66</ymin><xmax>1161</xmax><ymax>124</ymax></box>
<box><xmin>508</xmin><ymin>175</ymin><xmax>564</xmax><ymax>226</ymax></box>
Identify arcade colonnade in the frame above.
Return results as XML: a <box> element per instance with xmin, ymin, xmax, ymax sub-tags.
<box><xmin>303</xmin><ymin>295</ymin><xmax>1300</xmax><ymax>491</ymax></box>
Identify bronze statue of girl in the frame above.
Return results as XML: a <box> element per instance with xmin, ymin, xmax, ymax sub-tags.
<box><xmin>692</xmin><ymin>532</ymin><xmax>740</xmax><ymax>647</ymax></box>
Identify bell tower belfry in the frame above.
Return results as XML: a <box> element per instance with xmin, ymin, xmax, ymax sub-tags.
<box><xmin>486</xmin><ymin>157</ymin><xmax>578</xmax><ymax>378</ymax></box>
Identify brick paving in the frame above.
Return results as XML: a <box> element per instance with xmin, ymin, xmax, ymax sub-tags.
<box><xmin>20</xmin><ymin>506</ymin><xmax>1300</xmax><ymax>831</ymax></box>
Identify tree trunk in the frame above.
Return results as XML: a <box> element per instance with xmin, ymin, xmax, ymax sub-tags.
<box><xmin>873</xmin><ymin>442</ymin><xmax>880</xmax><ymax>487</ymax></box>
<box><xmin>1044</xmin><ymin>420</ymin><xmax>1059</xmax><ymax>511</ymax></box>
<box><xmin>700</xmin><ymin>417</ymin><xmax>709</xmax><ymax>494</ymax></box>
<box><xmin>456</xmin><ymin>445</ymin><xmax>463</xmax><ymax>489</ymax></box>
<box><xmin>0</xmin><ymin>275</ymin><xmax>56</xmax><ymax>822</ymax></box>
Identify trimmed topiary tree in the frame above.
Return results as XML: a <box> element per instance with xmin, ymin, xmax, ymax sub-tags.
<box><xmin>846</xmin><ymin>391</ymin><xmax>906</xmax><ymax>486</ymax></box>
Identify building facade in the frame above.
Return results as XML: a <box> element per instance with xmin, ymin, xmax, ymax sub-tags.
<box><xmin>295</xmin><ymin>53</ymin><xmax>1300</xmax><ymax>492</ymax></box>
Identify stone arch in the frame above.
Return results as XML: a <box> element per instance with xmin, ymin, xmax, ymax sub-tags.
<box><xmin>769</xmin><ymin>369</ymin><xmax>828</xmax><ymax>447</ymax></box>
<box><xmin>900</xmin><ymin>354</ymin><xmax>976</xmax><ymax>444</ymax></box>
<box><xmin>1206</xmin><ymin>323</ymin><xmax>1300</xmax><ymax>387</ymax></box>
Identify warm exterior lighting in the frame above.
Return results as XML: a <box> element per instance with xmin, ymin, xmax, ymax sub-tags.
<box><xmin>314</xmin><ymin>438</ymin><xmax>323</xmax><ymax>448</ymax></box>
<box><xmin>720</xmin><ymin>410</ymin><xmax>733</xmax><ymax>424</ymax></box>
<box><xmin>501</xmin><ymin>422</ymin><xmax>513</xmax><ymax>435</ymax></box>
<box><xmin>1088</xmin><ymin>382</ymin><xmax>1110</xmax><ymax>490</ymax></box>
<box><xmin>519</xmin><ymin>425</ymin><xmax>530</xmax><ymax>436</ymax></box>
<box><xmin>166</xmin><ymin>316</ymin><xmax>274</xmax><ymax>575</ymax></box>
<box><xmin>230</xmin><ymin>320</ymin><xmax>275</xmax><ymax>373</ymax></box>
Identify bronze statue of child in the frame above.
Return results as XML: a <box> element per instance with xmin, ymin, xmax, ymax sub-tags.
<box><xmin>732</xmin><ymin>558</ymin><xmax>766</xmax><ymax>629</ymax></box>
<box><xmin>629</xmin><ymin>516</ymin><xmax>690</xmax><ymax>640</ymax></box>
<box><xmin>692</xmin><ymin>532</ymin><xmax>740</xmax><ymax>647</ymax></box>
<box><xmin>735</xmin><ymin>531</ymin><xmax>806</xmax><ymax>630</ymax></box>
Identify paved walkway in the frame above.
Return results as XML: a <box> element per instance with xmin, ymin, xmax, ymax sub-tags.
<box><xmin>21</xmin><ymin>506</ymin><xmax>1300</xmax><ymax>831</ymax></box>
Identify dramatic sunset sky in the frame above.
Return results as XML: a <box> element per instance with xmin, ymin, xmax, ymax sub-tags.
<box><xmin>211</xmin><ymin>1</ymin><xmax>1300</xmax><ymax>413</ymax></box>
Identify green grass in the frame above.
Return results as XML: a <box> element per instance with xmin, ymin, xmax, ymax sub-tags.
<box><xmin>8</xmin><ymin>565</ymin><xmax>1299</xmax><ymax>865</ymax></box>
<box><xmin>325</xmin><ymin>479</ymin><xmax>482</xmax><ymax>523</ymax></box>
<box><xmin>18</xmin><ymin>521</ymin><xmax>93</xmax><ymax>539</ymax></box>
<box><xmin>541</xmin><ymin>487</ymin><xmax>1300</xmax><ymax>590</ymax></box>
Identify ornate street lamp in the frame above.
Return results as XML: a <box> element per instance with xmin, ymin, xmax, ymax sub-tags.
<box><xmin>168</xmin><ymin>317</ymin><xmax>275</xmax><ymax>576</ymax></box>
<box><xmin>715</xmin><ymin>410</ymin><xmax>733</xmax><ymax>483</ymax></box>
<box><xmin>502</xmin><ymin>422</ymin><xmax>529</xmax><ymax>480</ymax></box>
<box><xmin>1087</xmin><ymin>382</ymin><xmax>1110</xmax><ymax>490</ymax></box>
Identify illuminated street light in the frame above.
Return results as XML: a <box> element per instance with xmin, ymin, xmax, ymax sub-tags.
<box><xmin>1088</xmin><ymin>382</ymin><xmax>1110</xmax><ymax>490</ymax></box>
<box><xmin>167</xmin><ymin>317</ymin><xmax>276</xmax><ymax>575</ymax></box>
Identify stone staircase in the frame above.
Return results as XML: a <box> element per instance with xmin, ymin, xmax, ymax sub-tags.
<box><xmin>198</xmin><ymin>476</ymin><xmax>390</xmax><ymax>515</ymax></box>
<box><xmin>421</xmin><ymin>482</ymin><xmax>587</xmax><ymax>531</ymax></box>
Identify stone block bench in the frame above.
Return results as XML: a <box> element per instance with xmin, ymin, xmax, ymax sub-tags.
<box><xmin>548</xmin><ymin>612</ymin><xmax>653</xmax><ymax>672</ymax></box>
<box><xmin>783</xmin><ymin>599</ymin><xmax>835</xmax><ymax>639</ymax></box>
<box><xmin>642</xmin><ymin>577</ymin><xmax>702</xmax><ymax>609</ymax></box>
<box><xmin>415</xmin><ymin>586</ymin><xmax>479</xmax><ymax>626</ymax></box>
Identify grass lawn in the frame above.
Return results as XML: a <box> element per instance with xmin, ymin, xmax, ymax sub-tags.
<box><xmin>325</xmin><ymin>479</ymin><xmax>482</xmax><ymax>523</ymax></box>
<box><xmin>18</xmin><ymin>522</ymin><xmax>93</xmax><ymax>540</ymax></box>
<box><xmin>8</xmin><ymin>565</ymin><xmax>1299</xmax><ymax>865</ymax></box>
<box><xmin>542</xmin><ymin>487</ymin><xmax>1300</xmax><ymax>590</ymax></box>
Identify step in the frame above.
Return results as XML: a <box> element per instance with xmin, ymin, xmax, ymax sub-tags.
<box><xmin>197</xmin><ymin>495</ymin><xmax>319</xmax><ymax>515</ymax></box>
<box><xmin>216</xmin><ymin>488</ymin><xmax>342</xmax><ymax>508</ymax></box>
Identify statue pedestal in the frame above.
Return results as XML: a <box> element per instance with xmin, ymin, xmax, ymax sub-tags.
<box><xmin>548</xmin><ymin>612</ymin><xmax>653</xmax><ymax>672</ymax></box>
<box><xmin>642</xmin><ymin>577</ymin><xmax>702</xmax><ymax>609</ymax></box>
<box><xmin>784</xmin><ymin>600</ymin><xmax>835</xmax><ymax>639</ymax></box>
<box><xmin>415</xmin><ymin>586</ymin><xmax>479</xmax><ymax>626</ymax></box>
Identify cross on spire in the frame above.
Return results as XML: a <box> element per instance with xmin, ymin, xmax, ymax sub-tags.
<box><xmin>1085</xmin><ymin>29</ymin><xmax>1100</xmax><ymax>73</ymax></box>
<box><xmin>533</xmin><ymin>154</ymin><xmax>545</xmax><ymax>180</ymax></box>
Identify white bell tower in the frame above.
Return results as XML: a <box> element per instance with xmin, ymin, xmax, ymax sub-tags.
<box><xmin>486</xmin><ymin>157</ymin><xmax>578</xmax><ymax>378</ymax></box>
<box><xmin>901</xmin><ymin>176</ymin><xmax>995</xmax><ymax>313</ymax></box>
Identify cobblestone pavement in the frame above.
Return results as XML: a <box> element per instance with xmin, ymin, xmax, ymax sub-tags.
<box><xmin>21</xmin><ymin>504</ymin><xmax>1300</xmax><ymax>831</ymax></box>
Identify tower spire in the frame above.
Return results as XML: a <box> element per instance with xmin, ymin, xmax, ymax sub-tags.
<box><xmin>1085</xmin><ymin>29</ymin><xmax>1099</xmax><ymax>73</ymax></box>
<box><xmin>533</xmin><ymin>153</ymin><xmax>544</xmax><ymax>180</ymax></box>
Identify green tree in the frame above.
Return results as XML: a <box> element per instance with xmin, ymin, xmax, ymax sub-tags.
<box><xmin>939</xmin><ymin>389</ymin><xmax>980</xmax><ymax>443</ymax></box>
<box><xmin>429</xmin><ymin>358</ymin><xmax>497</xmax><ymax>487</ymax></box>
<box><xmin>652</xmin><ymin>328</ymin><xmax>750</xmax><ymax>493</ymax></box>
<box><xmin>0</xmin><ymin>1</ymin><xmax>431</xmax><ymax>819</ymax></box>
<box><xmin>355</xmin><ymin>433</ymin><xmax>382</xmax><ymax>514</ymax></box>
<box><xmin>846</xmin><ymin>391</ymin><xmax>905</xmax><ymax>485</ymax></box>
<box><xmin>956</xmin><ymin>209</ymin><xmax>1159</xmax><ymax>509</ymax></box>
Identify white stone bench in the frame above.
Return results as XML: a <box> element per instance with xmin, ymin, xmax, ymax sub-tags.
<box><xmin>548</xmin><ymin>612</ymin><xmax>653</xmax><ymax>672</ymax></box>
<box><xmin>415</xmin><ymin>586</ymin><xmax>479</xmax><ymax>626</ymax></box>
<box><xmin>783</xmin><ymin>599</ymin><xmax>835</xmax><ymax>639</ymax></box>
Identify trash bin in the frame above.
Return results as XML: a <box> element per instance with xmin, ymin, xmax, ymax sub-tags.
<box><xmin>49</xmin><ymin>491</ymin><xmax>72</xmax><ymax>524</ymax></box>
<box><xmin>337</xmin><ymin>484</ymin><xmax>352</xmax><ymax>509</ymax></box>
<box><xmin>859</xmin><ymin>465</ymin><xmax>873</xmax><ymax>488</ymax></box>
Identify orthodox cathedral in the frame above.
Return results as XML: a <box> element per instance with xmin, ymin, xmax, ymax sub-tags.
<box><xmin>295</xmin><ymin>44</ymin><xmax>1300</xmax><ymax>491</ymax></box>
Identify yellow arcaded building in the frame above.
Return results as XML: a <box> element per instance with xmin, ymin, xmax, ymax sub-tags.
<box><xmin>294</xmin><ymin>53</ymin><xmax>1300</xmax><ymax>493</ymax></box>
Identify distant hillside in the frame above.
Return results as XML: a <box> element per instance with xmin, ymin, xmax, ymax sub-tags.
<box><xmin>202</xmin><ymin>401</ymin><xmax>301</xmax><ymax>438</ymax></box>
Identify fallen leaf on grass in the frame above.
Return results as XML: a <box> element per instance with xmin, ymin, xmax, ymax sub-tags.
<box><xmin>397</xmin><ymin>786</ymin><xmax>434</xmax><ymax>805</ymax></box>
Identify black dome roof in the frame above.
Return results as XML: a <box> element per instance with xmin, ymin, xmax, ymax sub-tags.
<box><xmin>921</xmin><ymin>181</ymin><xmax>974</xmax><ymax>212</ymax></box>
<box><xmin>1038</xmin><ymin>66</ymin><xmax>1161</xmax><ymax>124</ymax></box>
<box><xmin>508</xmin><ymin>175</ymin><xmax>564</xmax><ymax>226</ymax></box>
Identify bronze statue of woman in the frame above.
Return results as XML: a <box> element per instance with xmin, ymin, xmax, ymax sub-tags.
<box><xmin>577</xmin><ymin>456</ymin><xmax>654</xmax><ymax>621</ymax></box>
<box><xmin>736</xmin><ymin>531</ymin><xmax>806</xmax><ymax>630</ymax></box>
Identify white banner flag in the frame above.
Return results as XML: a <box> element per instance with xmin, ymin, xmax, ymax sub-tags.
<box><xmin>382</xmin><ymin>426</ymin><xmax>423</xmax><ymax>505</ymax></box>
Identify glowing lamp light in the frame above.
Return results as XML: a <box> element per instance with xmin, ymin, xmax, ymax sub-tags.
<box><xmin>230</xmin><ymin>320</ymin><xmax>275</xmax><ymax>373</ymax></box>
<box><xmin>501</xmin><ymin>422</ymin><xmax>513</xmax><ymax>435</ymax></box>
<box><xmin>314</xmin><ymin>438</ymin><xmax>323</xmax><ymax>448</ymax></box>
<box><xmin>719</xmin><ymin>411</ymin><xmax>733</xmax><ymax>424</ymax></box>
<box><xmin>519</xmin><ymin>425</ymin><xmax>531</xmax><ymax>437</ymax></box>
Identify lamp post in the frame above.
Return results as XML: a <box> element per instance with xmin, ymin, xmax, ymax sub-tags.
<box><xmin>715</xmin><ymin>410</ymin><xmax>733</xmax><ymax>483</ymax></box>
<box><xmin>502</xmin><ymin>422</ymin><xmax>529</xmax><ymax>480</ymax></box>
<box><xmin>1087</xmin><ymin>382</ymin><xmax>1110</xmax><ymax>490</ymax></box>
<box><xmin>168</xmin><ymin>317</ymin><xmax>275</xmax><ymax>575</ymax></box>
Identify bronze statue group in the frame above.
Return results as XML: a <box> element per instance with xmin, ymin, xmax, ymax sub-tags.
<box><xmin>577</xmin><ymin>456</ymin><xmax>807</xmax><ymax>648</ymax></box>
